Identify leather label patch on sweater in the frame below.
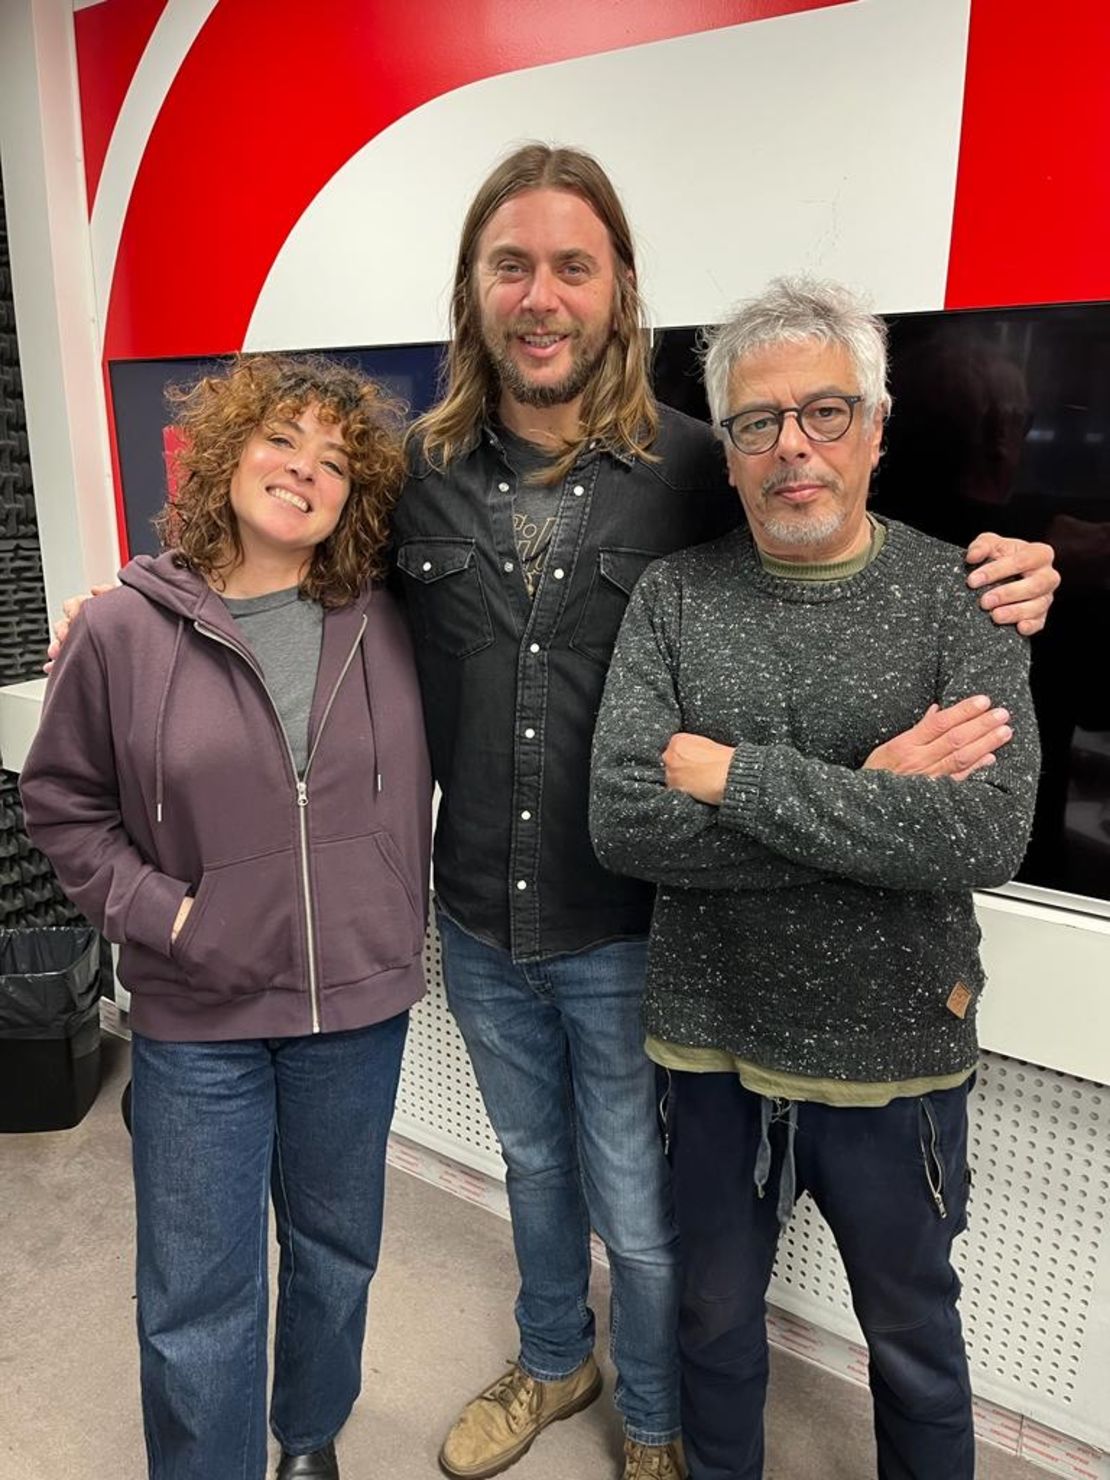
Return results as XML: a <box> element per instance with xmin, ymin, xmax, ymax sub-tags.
<box><xmin>946</xmin><ymin>982</ymin><xmax>973</xmax><ymax>1020</ymax></box>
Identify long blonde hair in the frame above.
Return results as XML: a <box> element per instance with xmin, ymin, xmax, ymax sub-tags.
<box><xmin>412</xmin><ymin>143</ymin><xmax>658</xmax><ymax>483</ymax></box>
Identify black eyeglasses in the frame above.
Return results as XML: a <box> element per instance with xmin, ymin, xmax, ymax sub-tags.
<box><xmin>719</xmin><ymin>394</ymin><xmax>864</xmax><ymax>455</ymax></box>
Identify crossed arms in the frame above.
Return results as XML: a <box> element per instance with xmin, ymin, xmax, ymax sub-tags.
<box><xmin>589</xmin><ymin>560</ymin><xmax>1040</xmax><ymax>895</ymax></box>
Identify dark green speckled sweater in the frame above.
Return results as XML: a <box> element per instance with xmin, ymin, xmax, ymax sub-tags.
<box><xmin>589</xmin><ymin>517</ymin><xmax>1039</xmax><ymax>1082</ymax></box>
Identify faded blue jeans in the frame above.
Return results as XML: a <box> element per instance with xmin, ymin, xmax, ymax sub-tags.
<box><xmin>130</xmin><ymin>1014</ymin><xmax>407</xmax><ymax>1480</ymax></box>
<box><xmin>437</xmin><ymin>909</ymin><xmax>679</xmax><ymax>1444</ymax></box>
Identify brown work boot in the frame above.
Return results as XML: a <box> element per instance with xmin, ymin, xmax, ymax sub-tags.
<box><xmin>622</xmin><ymin>1437</ymin><xmax>687</xmax><ymax>1480</ymax></box>
<box><xmin>438</xmin><ymin>1355</ymin><xmax>602</xmax><ymax>1478</ymax></box>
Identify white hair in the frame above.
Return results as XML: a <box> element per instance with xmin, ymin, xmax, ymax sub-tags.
<box><xmin>701</xmin><ymin>276</ymin><xmax>892</xmax><ymax>434</ymax></box>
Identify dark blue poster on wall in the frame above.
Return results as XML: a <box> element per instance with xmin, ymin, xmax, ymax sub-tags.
<box><xmin>108</xmin><ymin>342</ymin><xmax>446</xmax><ymax>559</ymax></box>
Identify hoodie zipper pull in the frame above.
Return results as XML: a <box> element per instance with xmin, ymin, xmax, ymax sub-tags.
<box><xmin>296</xmin><ymin>780</ymin><xmax>308</xmax><ymax>808</ymax></box>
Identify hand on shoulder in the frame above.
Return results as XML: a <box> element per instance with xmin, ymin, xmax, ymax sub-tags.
<box><xmin>44</xmin><ymin>583</ymin><xmax>117</xmax><ymax>673</ymax></box>
<box><xmin>964</xmin><ymin>533</ymin><xmax>1059</xmax><ymax>636</ymax></box>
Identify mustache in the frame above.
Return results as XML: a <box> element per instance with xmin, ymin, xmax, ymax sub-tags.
<box><xmin>760</xmin><ymin>468</ymin><xmax>840</xmax><ymax>497</ymax></box>
<box><xmin>505</xmin><ymin>319</ymin><xmax>577</xmax><ymax>338</ymax></box>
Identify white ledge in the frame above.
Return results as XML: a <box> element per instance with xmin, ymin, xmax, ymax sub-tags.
<box><xmin>0</xmin><ymin>679</ymin><xmax>47</xmax><ymax>775</ymax></box>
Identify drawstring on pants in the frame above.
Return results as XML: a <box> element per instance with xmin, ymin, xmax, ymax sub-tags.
<box><xmin>754</xmin><ymin>1096</ymin><xmax>798</xmax><ymax>1227</ymax></box>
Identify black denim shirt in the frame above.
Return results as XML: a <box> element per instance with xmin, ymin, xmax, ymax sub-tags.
<box><xmin>392</xmin><ymin>405</ymin><xmax>737</xmax><ymax>961</ymax></box>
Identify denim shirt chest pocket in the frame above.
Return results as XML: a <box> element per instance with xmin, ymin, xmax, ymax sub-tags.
<box><xmin>570</xmin><ymin>547</ymin><xmax>663</xmax><ymax>666</ymax></box>
<box><xmin>396</xmin><ymin>537</ymin><xmax>494</xmax><ymax>658</ymax></box>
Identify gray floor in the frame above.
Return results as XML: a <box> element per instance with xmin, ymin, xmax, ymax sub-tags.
<box><xmin>0</xmin><ymin>1034</ymin><xmax>1047</xmax><ymax>1480</ymax></box>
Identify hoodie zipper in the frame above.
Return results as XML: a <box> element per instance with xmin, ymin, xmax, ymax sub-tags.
<box><xmin>194</xmin><ymin>615</ymin><xmax>368</xmax><ymax>1033</ymax></box>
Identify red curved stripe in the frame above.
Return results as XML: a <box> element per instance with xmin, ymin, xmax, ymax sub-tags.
<box><xmin>946</xmin><ymin>0</ymin><xmax>1110</xmax><ymax>309</ymax></box>
<box><xmin>103</xmin><ymin>0</ymin><xmax>851</xmax><ymax>361</ymax></box>
<box><xmin>74</xmin><ymin>0</ymin><xmax>170</xmax><ymax>210</ymax></box>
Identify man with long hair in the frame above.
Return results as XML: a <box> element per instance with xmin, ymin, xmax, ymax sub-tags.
<box><xmin>391</xmin><ymin>144</ymin><xmax>1057</xmax><ymax>1480</ymax></box>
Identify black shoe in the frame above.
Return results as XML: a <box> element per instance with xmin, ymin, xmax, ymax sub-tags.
<box><xmin>276</xmin><ymin>1441</ymin><xmax>339</xmax><ymax>1479</ymax></box>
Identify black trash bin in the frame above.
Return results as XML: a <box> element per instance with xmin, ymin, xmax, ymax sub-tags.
<box><xmin>0</xmin><ymin>927</ymin><xmax>103</xmax><ymax>1133</ymax></box>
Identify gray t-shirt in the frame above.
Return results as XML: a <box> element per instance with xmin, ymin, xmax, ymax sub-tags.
<box><xmin>222</xmin><ymin>586</ymin><xmax>324</xmax><ymax>773</ymax></box>
<box><xmin>496</xmin><ymin>423</ymin><xmax>560</xmax><ymax>598</ymax></box>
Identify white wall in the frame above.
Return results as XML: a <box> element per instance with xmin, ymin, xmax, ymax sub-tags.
<box><xmin>0</xmin><ymin>0</ymin><xmax>118</xmax><ymax>618</ymax></box>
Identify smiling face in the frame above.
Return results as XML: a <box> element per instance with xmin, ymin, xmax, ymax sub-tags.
<box><xmin>723</xmin><ymin>339</ymin><xmax>884</xmax><ymax>563</ymax></box>
<box><xmin>227</xmin><ymin>402</ymin><xmax>352</xmax><ymax>577</ymax></box>
<box><xmin>474</xmin><ymin>187</ymin><xmax>620</xmax><ymax>423</ymax></box>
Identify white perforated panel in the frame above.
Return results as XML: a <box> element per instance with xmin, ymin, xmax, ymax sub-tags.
<box><xmin>391</xmin><ymin>923</ymin><xmax>503</xmax><ymax>1176</ymax></box>
<box><xmin>395</xmin><ymin>921</ymin><xmax>1110</xmax><ymax>1451</ymax></box>
<box><xmin>963</xmin><ymin>1059</ymin><xmax>1106</xmax><ymax>1404</ymax></box>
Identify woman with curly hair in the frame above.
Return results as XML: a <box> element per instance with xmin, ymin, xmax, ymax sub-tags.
<box><xmin>21</xmin><ymin>355</ymin><xmax>432</xmax><ymax>1480</ymax></box>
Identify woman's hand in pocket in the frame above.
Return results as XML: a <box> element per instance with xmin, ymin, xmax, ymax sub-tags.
<box><xmin>171</xmin><ymin>896</ymin><xmax>194</xmax><ymax>944</ymax></box>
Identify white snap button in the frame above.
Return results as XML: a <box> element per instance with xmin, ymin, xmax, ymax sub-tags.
<box><xmin>504</xmin><ymin>560</ymin><xmax>514</xmax><ymax>573</ymax></box>
<box><xmin>516</xmin><ymin>879</ymin><xmax>528</xmax><ymax>891</ymax></box>
<box><xmin>553</xmin><ymin>568</ymin><xmax>565</xmax><ymax>580</ymax></box>
<box><xmin>573</xmin><ymin>484</ymin><xmax>585</xmax><ymax>496</ymax></box>
<box><xmin>521</xmin><ymin>810</ymin><xmax>532</xmax><ymax>821</ymax></box>
<box><xmin>529</xmin><ymin>642</ymin><xmax>540</xmax><ymax>654</ymax></box>
<box><xmin>422</xmin><ymin>561</ymin><xmax>432</xmax><ymax>572</ymax></box>
<box><xmin>524</xmin><ymin>727</ymin><xmax>535</xmax><ymax>739</ymax></box>
<box><xmin>498</xmin><ymin>481</ymin><xmax>510</xmax><ymax>493</ymax></box>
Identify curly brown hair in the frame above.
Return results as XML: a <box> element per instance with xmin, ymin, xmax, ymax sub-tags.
<box><xmin>155</xmin><ymin>354</ymin><xmax>406</xmax><ymax>606</ymax></box>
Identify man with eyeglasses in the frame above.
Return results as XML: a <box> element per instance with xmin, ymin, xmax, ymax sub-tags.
<box><xmin>590</xmin><ymin>276</ymin><xmax>1040</xmax><ymax>1480</ymax></box>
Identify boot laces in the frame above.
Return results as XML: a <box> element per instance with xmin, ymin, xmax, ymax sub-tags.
<box><xmin>486</xmin><ymin>1366</ymin><xmax>537</xmax><ymax>1422</ymax></box>
<box><xmin>625</xmin><ymin>1440</ymin><xmax>680</xmax><ymax>1480</ymax></box>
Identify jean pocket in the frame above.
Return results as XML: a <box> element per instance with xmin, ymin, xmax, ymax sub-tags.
<box><xmin>570</xmin><ymin>547</ymin><xmax>662</xmax><ymax>665</ymax></box>
<box><xmin>396</xmin><ymin>538</ymin><xmax>494</xmax><ymax>657</ymax></box>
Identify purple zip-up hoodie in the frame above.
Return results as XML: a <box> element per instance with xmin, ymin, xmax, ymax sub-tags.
<box><xmin>20</xmin><ymin>553</ymin><xmax>432</xmax><ymax>1042</ymax></box>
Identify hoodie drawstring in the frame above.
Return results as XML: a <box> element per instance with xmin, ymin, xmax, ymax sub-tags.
<box><xmin>153</xmin><ymin>617</ymin><xmax>185</xmax><ymax>823</ymax></box>
<box><xmin>360</xmin><ymin>625</ymin><xmax>382</xmax><ymax>799</ymax></box>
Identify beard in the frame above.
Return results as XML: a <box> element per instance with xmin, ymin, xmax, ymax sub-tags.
<box><xmin>485</xmin><ymin>318</ymin><xmax>613</xmax><ymax>408</ymax></box>
<box><xmin>762</xmin><ymin>506</ymin><xmax>847</xmax><ymax>546</ymax></box>
<box><xmin>759</xmin><ymin>468</ymin><xmax>846</xmax><ymax>546</ymax></box>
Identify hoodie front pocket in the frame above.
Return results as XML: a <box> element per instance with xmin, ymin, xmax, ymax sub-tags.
<box><xmin>170</xmin><ymin>850</ymin><xmax>301</xmax><ymax>996</ymax></box>
<box><xmin>314</xmin><ymin>831</ymin><xmax>424</xmax><ymax>988</ymax></box>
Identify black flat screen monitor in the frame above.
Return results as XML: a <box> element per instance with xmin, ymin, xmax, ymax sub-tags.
<box><xmin>653</xmin><ymin>303</ymin><xmax>1110</xmax><ymax>917</ymax></box>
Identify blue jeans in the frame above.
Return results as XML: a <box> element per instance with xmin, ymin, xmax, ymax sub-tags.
<box><xmin>130</xmin><ymin>1014</ymin><xmax>408</xmax><ymax>1480</ymax></box>
<box><xmin>667</xmin><ymin>1070</ymin><xmax>974</xmax><ymax>1480</ymax></box>
<box><xmin>437</xmin><ymin>910</ymin><xmax>679</xmax><ymax>1444</ymax></box>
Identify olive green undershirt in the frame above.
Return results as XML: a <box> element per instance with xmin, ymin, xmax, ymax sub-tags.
<box><xmin>646</xmin><ymin>515</ymin><xmax>973</xmax><ymax>1107</ymax></box>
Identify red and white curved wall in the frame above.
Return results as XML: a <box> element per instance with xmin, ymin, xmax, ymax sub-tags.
<box><xmin>75</xmin><ymin>0</ymin><xmax>1110</xmax><ymax>367</ymax></box>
